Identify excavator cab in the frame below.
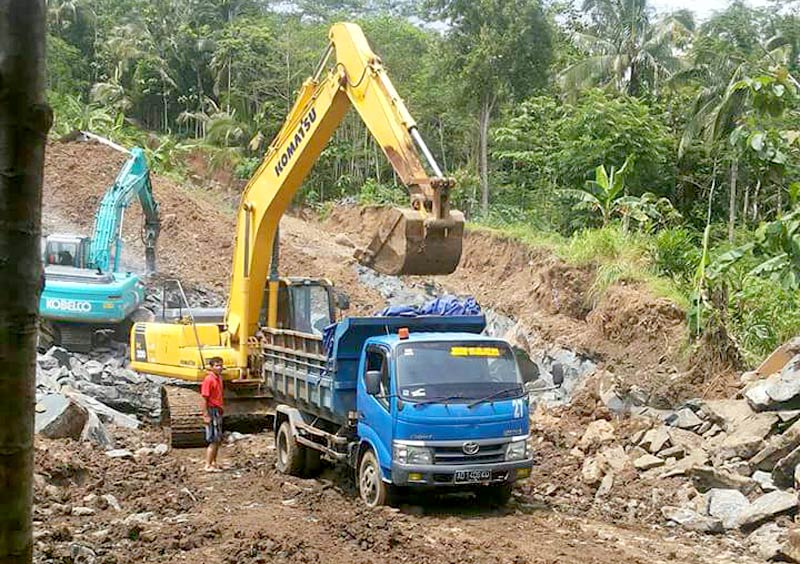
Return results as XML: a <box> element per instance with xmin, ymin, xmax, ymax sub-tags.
<box><xmin>261</xmin><ymin>278</ymin><xmax>340</xmax><ymax>336</ymax></box>
<box><xmin>43</xmin><ymin>234</ymin><xmax>92</xmax><ymax>269</ymax></box>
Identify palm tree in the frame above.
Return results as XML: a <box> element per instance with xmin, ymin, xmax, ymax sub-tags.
<box><xmin>46</xmin><ymin>0</ymin><xmax>79</xmax><ymax>29</ymax></box>
<box><xmin>560</xmin><ymin>0</ymin><xmax>693</xmax><ymax>97</ymax></box>
<box><xmin>677</xmin><ymin>3</ymin><xmax>797</xmax><ymax>240</ymax></box>
<box><xmin>1</xmin><ymin>1</ymin><xmax>51</xmax><ymax>563</ymax></box>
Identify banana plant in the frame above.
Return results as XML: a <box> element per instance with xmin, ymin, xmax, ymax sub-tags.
<box><xmin>709</xmin><ymin>208</ymin><xmax>800</xmax><ymax>290</ymax></box>
<box><xmin>560</xmin><ymin>155</ymin><xmax>633</xmax><ymax>226</ymax></box>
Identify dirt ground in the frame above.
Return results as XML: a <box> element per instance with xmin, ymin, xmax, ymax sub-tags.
<box><xmin>37</xmin><ymin>141</ymin><xmax>762</xmax><ymax>563</ymax></box>
<box><xmin>34</xmin><ymin>431</ymin><xmax>759</xmax><ymax>564</ymax></box>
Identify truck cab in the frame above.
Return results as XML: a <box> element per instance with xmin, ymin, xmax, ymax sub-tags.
<box><xmin>355</xmin><ymin>331</ymin><xmax>532</xmax><ymax>506</ymax></box>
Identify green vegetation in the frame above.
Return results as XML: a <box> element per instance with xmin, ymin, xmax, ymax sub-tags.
<box><xmin>45</xmin><ymin>0</ymin><xmax>800</xmax><ymax>364</ymax></box>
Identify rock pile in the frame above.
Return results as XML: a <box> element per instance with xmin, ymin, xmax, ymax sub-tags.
<box><xmin>35</xmin><ymin>345</ymin><xmax>174</xmax><ymax>450</ymax></box>
<box><xmin>580</xmin><ymin>344</ymin><xmax>800</xmax><ymax>560</ymax></box>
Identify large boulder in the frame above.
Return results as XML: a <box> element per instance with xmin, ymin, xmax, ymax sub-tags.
<box><xmin>748</xmin><ymin>523</ymin><xmax>787</xmax><ymax>560</ymax></box>
<box><xmin>712</xmin><ymin>433</ymin><xmax>766</xmax><ymax>465</ymax></box>
<box><xmin>639</xmin><ymin>426</ymin><xmax>671</xmax><ymax>454</ymax></box>
<box><xmin>780</xmin><ymin>527</ymin><xmax>800</xmax><ymax>562</ymax></box>
<box><xmin>43</xmin><ymin>346</ymin><xmax>72</xmax><ymax>369</ymax></box>
<box><xmin>665</xmin><ymin>407</ymin><xmax>704</xmax><ymax>430</ymax></box>
<box><xmin>66</xmin><ymin>391</ymin><xmax>140</xmax><ymax>429</ymax></box>
<box><xmin>661</xmin><ymin>506</ymin><xmax>723</xmax><ymax>534</ymax></box>
<box><xmin>83</xmin><ymin>360</ymin><xmax>105</xmax><ymax>384</ymax></box>
<box><xmin>578</xmin><ymin>419</ymin><xmax>615</xmax><ymax>450</ymax></box>
<box><xmin>745</xmin><ymin>355</ymin><xmax>800</xmax><ymax>411</ymax></box>
<box><xmin>751</xmin><ymin>418</ymin><xmax>800</xmax><ymax>471</ymax></box>
<box><xmin>35</xmin><ymin>394</ymin><xmax>88</xmax><ymax>440</ymax></box>
<box><xmin>80</xmin><ymin>410</ymin><xmax>114</xmax><ymax>449</ymax></box>
<box><xmin>706</xmin><ymin>488</ymin><xmax>750</xmax><ymax>530</ymax></box>
<box><xmin>772</xmin><ymin>445</ymin><xmax>800</xmax><ymax>489</ymax></box>
<box><xmin>737</xmin><ymin>490</ymin><xmax>798</xmax><ymax>529</ymax></box>
<box><xmin>688</xmin><ymin>465</ymin><xmax>758</xmax><ymax>494</ymax></box>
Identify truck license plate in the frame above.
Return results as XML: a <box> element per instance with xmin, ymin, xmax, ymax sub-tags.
<box><xmin>454</xmin><ymin>469</ymin><xmax>492</xmax><ymax>483</ymax></box>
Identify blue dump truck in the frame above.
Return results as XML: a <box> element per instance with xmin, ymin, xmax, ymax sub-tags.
<box><xmin>261</xmin><ymin>313</ymin><xmax>537</xmax><ymax>507</ymax></box>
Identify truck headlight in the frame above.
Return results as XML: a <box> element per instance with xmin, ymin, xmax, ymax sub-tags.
<box><xmin>393</xmin><ymin>442</ymin><xmax>433</xmax><ymax>465</ymax></box>
<box><xmin>505</xmin><ymin>439</ymin><xmax>528</xmax><ymax>461</ymax></box>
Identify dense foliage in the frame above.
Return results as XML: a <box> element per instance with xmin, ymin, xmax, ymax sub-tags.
<box><xmin>46</xmin><ymin>0</ymin><xmax>800</xmax><ymax>363</ymax></box>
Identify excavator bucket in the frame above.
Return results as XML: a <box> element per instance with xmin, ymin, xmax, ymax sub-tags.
<box><xmin>356</xmin><ymin>208</ymin><xmax>465</xmax><ymax>275</ymax></box>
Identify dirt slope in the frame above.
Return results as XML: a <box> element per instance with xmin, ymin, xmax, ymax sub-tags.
<box><xmin>323</xmin><ymin>206</ymin><xmax>694</xmax><ymax>403</ymax></box>
<box><xmin>44</xmin><ymin>141</ymin><xmax>384</xmax><ymax>314</ymax></box>
<box><xmin>42</xmin><ymin>141</ymin><xmax>707</xmax><ymax>400</ymax></box>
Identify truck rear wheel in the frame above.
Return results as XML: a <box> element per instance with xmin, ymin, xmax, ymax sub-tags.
<box><xmin>276</xmin><ymin>421</ymin><xmax>305</xmax><ymax>476</ymax></box>
<box><xmin>358</xmin><ymin>450</ymin><xmax>388</xmax><ymax>508</ymax></box>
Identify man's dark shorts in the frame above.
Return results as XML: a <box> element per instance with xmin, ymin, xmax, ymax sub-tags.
<box><xmin>205</xmin><ymin>407</ymin><xmax>223</xmax><ymax>444</ymax></box>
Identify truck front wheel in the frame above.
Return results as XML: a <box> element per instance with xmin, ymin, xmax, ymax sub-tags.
<box><xmin>276</xmin><ymin>421</ymin><xmax>305</xmax><ymax>476</ymax></box>
<box><xmin>358</xmin><ymin>450</ymin><xmax>388</xmax><ymax>508</ymax></box>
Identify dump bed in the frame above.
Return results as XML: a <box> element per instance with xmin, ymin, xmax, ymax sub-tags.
<box><xmin>260</xmin><ymin>315</ymin><xmax>486</xmax><ymax>424</ymax></box>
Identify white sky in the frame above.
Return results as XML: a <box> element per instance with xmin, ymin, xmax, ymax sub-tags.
<box><xmin>651</xmin><ymin>0</ymin><xmax>770</xmax><ymax>20</ymax></box>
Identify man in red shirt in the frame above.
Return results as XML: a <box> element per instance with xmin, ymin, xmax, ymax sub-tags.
<box><xmin>200</xmin><ymin>356</ymin><xmax>225</xmax><ymax>472</ymax></box>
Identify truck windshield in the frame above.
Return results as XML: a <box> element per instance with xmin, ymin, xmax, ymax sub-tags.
<box><xmin>395</xmin><ymin>341</ymin><xmax>522</xmax><ymax>402</ymax></box>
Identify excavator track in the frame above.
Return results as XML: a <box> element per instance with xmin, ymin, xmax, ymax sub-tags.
<box><xmin>162</xmin><ymin>385</ymin><xmax>207</xmax><ymax>449</ymax></box>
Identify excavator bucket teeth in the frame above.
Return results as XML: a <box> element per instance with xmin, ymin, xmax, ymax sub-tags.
<box><xmin>356</xmin><ymin>208</ymin><xmax>464</xmax><ymax>275</ymax></box>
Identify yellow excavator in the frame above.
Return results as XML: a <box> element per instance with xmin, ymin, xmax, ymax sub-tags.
<box><xmin>130</xmin><ymin>22</ymin><xmax>464</xmax><ymax>446</ymax></box>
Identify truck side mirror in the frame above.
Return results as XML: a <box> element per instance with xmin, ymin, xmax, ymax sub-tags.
<box><xmin>336</xmin><ymin>291</ymin><xmax>350</xmax><ymax>311</ymax></box>
<box><xmin>551</xmin><ymin>363</ymin><xmax>564</xmax><ymax>387</ymax></box>
<box><xmin>364</xmin><ymin>370</ymin><xmax>381</xmax><ymax>396</ymax></box>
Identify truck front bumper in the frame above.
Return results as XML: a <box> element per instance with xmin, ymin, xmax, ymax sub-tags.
<box><xmin>391</xmin><ymin>458</ymin><xmax>533</xmax><ymax>487</ymax></box>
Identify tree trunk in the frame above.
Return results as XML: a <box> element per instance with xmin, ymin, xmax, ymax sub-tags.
<box><xmin>742</xmin><ymin>183</ymin><xmax>749</xmax><ymax>230</ymax></box>
<box><xmin>438</xmin><ymin>117</ymin><xmax>447</xmax><ymax>173</ymax></box>
<box><xmin>752</xmin><ymin>179</ymin><xmax>761</xmax><ymax>222</ymax></box>
<box><xmin>728</xmin><ymin>158</ymin><xmax>738</xmax><ymax>242</ymax></box>
<box><xmin>478</xmin><ymin>95</ymin><xmax>494</xmax><ymax>216</ymax></box>
<box><xmin>0</xmin><ymin>1</ymin><xmax>51</xmax><ymax>563</ymax></box>
<box><xmin>226</xmin><ymin>57</ymin><xmax>231</xmax><ymax>114</ymax></box>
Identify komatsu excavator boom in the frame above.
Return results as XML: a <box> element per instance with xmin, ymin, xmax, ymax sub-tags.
<box><xmin>223</xmin><ymin>22</ymin><xmax>464</xmax><ymax>366</ymax></box>
<box><xmin>130</xmin><ymin>23</ymin><xmax>464</xmax><ymax>444</ymax></box>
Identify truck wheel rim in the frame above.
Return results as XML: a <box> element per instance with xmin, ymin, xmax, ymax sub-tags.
<box><xmin>360</xmin><ymin>462</ymin><xmax>378</xmax><ymax>504</ymax></box>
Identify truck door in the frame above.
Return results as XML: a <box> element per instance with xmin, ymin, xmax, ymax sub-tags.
<box><xmin>358</xmin><ymin>345</ymin><xmax>393</xmax><ymax>473</ymax></box>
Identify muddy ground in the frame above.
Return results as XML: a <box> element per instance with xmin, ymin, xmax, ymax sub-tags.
<box><xmin>37</xmin><ymin>139</ymin><xmax>763</xmax><ymax>563</ymax></box>
<box><xmin>34</xmin><ymin>430</ymin><xmax>758</xmax><ymax>564</ymax></box>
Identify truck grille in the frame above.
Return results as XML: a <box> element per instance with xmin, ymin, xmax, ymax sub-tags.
<box><xmin>432</xmin><ymin>444</ymin><xmax>506</xmax><ymax>465</ymax></box>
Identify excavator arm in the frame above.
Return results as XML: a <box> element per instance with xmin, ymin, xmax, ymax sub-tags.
<box><xmin>85</xmin><ymin>137</ymin><xmax>161</xmax><ymax>275</ymax></box>
<box><xmin>225</xmin><ymin>22</ymin><xmax>464</xmax><ymax>362</ymax></box>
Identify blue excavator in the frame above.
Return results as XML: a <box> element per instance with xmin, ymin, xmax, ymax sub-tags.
<box><xmin>40</xmin><ymin>133</ymin><xmax>160</xmax><ymax>351</ymax></box>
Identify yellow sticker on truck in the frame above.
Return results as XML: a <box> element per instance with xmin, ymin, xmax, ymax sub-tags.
<box><xmin>450</xmin><ymin>346</ymin><xmax>500</xmax><ymax>357</ymax></box>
